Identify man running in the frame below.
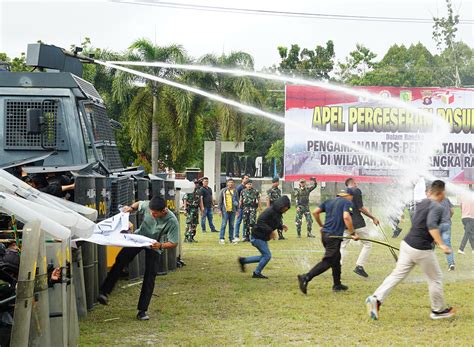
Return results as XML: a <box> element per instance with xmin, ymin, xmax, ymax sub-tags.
<box><xmin>238</xmin><ymin>196</ymin><xmax>290</xmax><ymax>279</ymax></box>
<box><xmin>340</xmin><ymin>178</ymin><xmax>379</xmax><ymax>278</ymax></box>
<box><xmin>366</xmin><ymin>180</ymin><xmax>455</xmax><ymax>321</ymax></box>
<box><xmin>297</xmin><ymin>189</ymin><xmax>358</xmax><ymax>294</ymax></box>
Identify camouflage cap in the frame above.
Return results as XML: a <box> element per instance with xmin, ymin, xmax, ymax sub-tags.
<box><xmin>272</xmin><ymin>177</ymin><xmax>280</xmax><ymax>183</ymax></box>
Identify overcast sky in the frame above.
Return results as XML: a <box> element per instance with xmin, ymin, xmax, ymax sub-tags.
<box><xmin>1</xmin><ymin>0</ymin><xmax>473</xmax><ymax>69</ymax></box>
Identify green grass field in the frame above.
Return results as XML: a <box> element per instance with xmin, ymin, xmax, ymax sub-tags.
<box><xmin>79</xmin><ymin>208</ymin><xmax>474</xmax><ymax>346</ymax></box>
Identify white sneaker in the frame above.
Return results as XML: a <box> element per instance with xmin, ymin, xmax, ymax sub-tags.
<box><xmin>430</xmin><ymin>307</ymin><xmax>456</xmax><ymax>320</ymax></box>
<box><xmin>457</xmin><ymin>249</ymin><xmax>465</xmax><ymax>254</ymax></box>
<box><xmin>366</xmin><ymin>296</ymin><xmax>380</xmax><ymax>320</ymax></box>
<box><xmin>219</xmin><ymin>239</ymin><xmax>225</xmax><ymax>245</ymax></box>
<box><xmin>232</xmin><ymin>237</ymin><xmax>240</xmax><ymax>243</ymax></box>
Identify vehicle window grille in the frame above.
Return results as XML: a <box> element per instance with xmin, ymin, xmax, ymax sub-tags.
<box><xmin>72</xmin><ymin>75</ymin><xmax>103</xmax><ymax>103</ymax></box>
<box><xmin>100</xmin><ymin>146</ymin><xmax>123</xmax><ymax>170</ymax></box>
<box><xmin>5</xmin><ymin>99</ymin><xmax>58</xmax><ymax>149</ymax></box>
<box><xmin>84</xmin><ymin>103</ymin><xmax>123</xmax><ymax>170</ymax></box>
<box><xmin>85</xmin><ymin>104</ymin><xmax>116</xmax><ymax>143</ymax></box>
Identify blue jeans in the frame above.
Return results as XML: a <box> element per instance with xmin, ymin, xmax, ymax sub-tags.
<box><xmin>440</xmin><ymin>223</ymin><xmax>454</xmax><ymax>266</ymax></box>
<box><xmin>240</xmin><ymin>238</ymin><xmax>272</xmax><ymax>275</ymax></box>
<box><xmin>234</xmin><ymin>208</ymin><xmax>243</xmax><ymax>237</ymax></box>
<box><xmin>219</xmin><ymin>210</ymin><xmax>235</xmax><ymax>241</ymax></box>
<box><xmin>201</xmin><ymin>207</ymin><xmax>216</xmax><ymax>232</ymax></box>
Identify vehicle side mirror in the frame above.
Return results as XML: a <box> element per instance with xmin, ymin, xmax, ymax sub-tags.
<box><xmin>26</xmin><ymin>108</ymin><xmax>43</xmax><ymax>134</ymax></box>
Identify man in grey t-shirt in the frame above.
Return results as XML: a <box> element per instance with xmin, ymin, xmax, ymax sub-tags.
<box><xmin>366</xmin><ymin>180</ymin><xmax>455</xmax><ymax>321</ymax></box>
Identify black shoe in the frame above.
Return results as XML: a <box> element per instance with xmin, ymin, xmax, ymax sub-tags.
<box><xmin>307</xmin><ymin>233</ymin><xmax>316</xmax><ymax>238</ymax></box>
<box><xmin>191</xmin><ymin>238</ymin><xmax>198</xmax><ymax>243</ymax></box>
<box><xmin>297</xmin><ymin>274</ymin><xmax>308</xmax><ymax>294</ymax></box>
<box><xmin>211</xmin><ymin>229</ymin><xmax>219</xmax><ymax>233</ymax></box>
<box><xmin>354</xmin><ymin>265</ymin><xmax>369</xmax><ymax>278</ymax></box>
<box><xmin>98</xmin><ymin>293</ymin><xmax>108</xmax><ymax>305</ymax></box>
<box><xmin>332</xmin><ymin>284</ymin><xmax>349</xmax><ymax>292</ymax></box>
<box><xmin>137</xmin><ymin>311</ymin><xmax>150</xmax><ymax>320</ymax></box>
<box><xmin>242</xmin><ymin>238</ymin><xmax>250</xmax><ymax>242</ymax></box>
<box><xmin>278</xmin><ymin>235</ymin><xmax>286</xmax><ymax>240</ymax></box>
<box><xmin>238</xmin><ymin>257</ymin><xmax>246</xmax><ymax>272</ymax></box>
<box><xmin>252</xmin><ymin>272</ymin><xmax>268</xmax><ymax>279</ymax></box>
<box><xmin>392</xmin><ymin>227</ymin><xmax>402</xmax><ymax>238</ymax></box>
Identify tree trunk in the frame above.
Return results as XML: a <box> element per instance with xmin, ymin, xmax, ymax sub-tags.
<box><xmin>214</xmin><ymin>128</ymin><xmax>222</xmax><ymax>196</ymax></box>
<box><xmin>151</xmin><ymin>94</ymin><xmax>159</xmax><ymax>174</ymax></box>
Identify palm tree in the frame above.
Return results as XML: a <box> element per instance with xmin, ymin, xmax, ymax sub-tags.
<box><xmin>112</xmin><ymin>38</ymin><xmax>185</xmax><ymax>173</ymax></box>
<box><xmin>196</xmin><ymin>52</ymin><xmax>262</xmax><ymax>191</ymax></box>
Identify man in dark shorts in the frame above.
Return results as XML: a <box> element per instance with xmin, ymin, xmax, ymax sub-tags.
<box><xmin>297</xmin><ymin>188</ymin><xmax>359</xmax><ymax>294</ymax></box>
<box><xmin>366</xmin><ymin>180</ymin><xmax>455</xmax><ymax>321</ymax></box>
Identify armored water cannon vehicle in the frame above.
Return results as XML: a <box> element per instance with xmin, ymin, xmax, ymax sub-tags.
<box><xmin>0</xmin><ymin>43</ymin><xmax>123</xmax><ymax>174</ymax></box>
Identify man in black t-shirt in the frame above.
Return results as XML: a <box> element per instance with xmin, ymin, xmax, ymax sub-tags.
<box><xmin>200</xmin><ymin>177</ymin><xmax>217</xmax><ymax>233</ymax></box>
<box><xmin>340</xmin><ymin>178</ymin><xmax>379</xmax><ymax>278</ymax></box>
<box><xmin>366</xmin><ymin>180</ymin><xmax>455</xmax><ymax>321</ymax></box>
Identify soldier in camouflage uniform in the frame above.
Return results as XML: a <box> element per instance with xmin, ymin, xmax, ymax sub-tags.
<box><xmin>267</xmin><ymin>177</ymin><xmax>285</xmax><ymax>240</ymax></box>
<box><xmin>240</xmin><ymin>179</ymin><xmax>261</xmax><ymax>242</ymax></box>
<box><xmin>184</xmin><ymin>180</ymin><xmax>202</xmax><ymax>242</ymax></box>
<box><xmin>294</xmin><ymin>177</ymin><xmax>318</xmax><ymax>238</ymax></box>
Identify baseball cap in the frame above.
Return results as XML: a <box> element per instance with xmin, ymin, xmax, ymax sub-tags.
<box><xmin>272</xmin><ymin>177</ymin><xmax>280</xmax><ymax>183</ymax></box>
<box><xmin>337</xmin><ymin>188</ymin><xmax>355</xmax><ymax>197</ymax></box>
<box><xmin>246</xmin><ymin>179</ymin><xmax>253</xmax><ymax>184</ymax></box>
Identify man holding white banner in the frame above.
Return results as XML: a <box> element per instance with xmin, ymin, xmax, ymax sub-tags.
<box><xmin>98</xmin><ymin>196</ymin><xmax>179</xmax><ymax>321</ymax></box>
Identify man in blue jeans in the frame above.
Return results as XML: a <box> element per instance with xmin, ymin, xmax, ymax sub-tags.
<box><xmin>200</xmin><ymin>177</ymin><xmax>218</xmax><ymax>233</ymax></box>
<box><xmin>440</xmin><ymin>197</ymin><xmax>455</xmax><ymax>270</ymax></box>
<box><xmin>238</xmin><ymin>196</ymin><xmax>291</xmax><ymax>279</ymax></box>
<box><xmin>234</xmin><ymin>174</ymin><xmax>249</xmax><ymax>240</ymax></box>
<box><xmin>218</xmin><ymin>178</ymin><xmax>239</xmax><ymax>244</ymax></box>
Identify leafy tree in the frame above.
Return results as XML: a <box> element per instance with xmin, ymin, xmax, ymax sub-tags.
<box><xmin>337</xmin><ymin>44</ymin><xmax>377</xmax><ymax>84</ymax></box>
<box><xmin>355</xmin><ymin>43</ymin><xmax>438</xmax><ymax>87</ymax></box>
<box><xmin>433</xmin><ymin>0</ymin><xmax>461</xmax><ymax>86</ymax></box>
<box><xmin>277</xmin><ymin>41</ymin><xmax>335</xmax><ymax>79</ymax></box>
<box><xmin>265</xmin><ymin>139</ymin><xmax>284</xmax><ymax>177</ymax></box>
<box><xmin>0</xmin><ymin>52</ymin><xmax>28</xmax><ymax>72</ymax></box>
